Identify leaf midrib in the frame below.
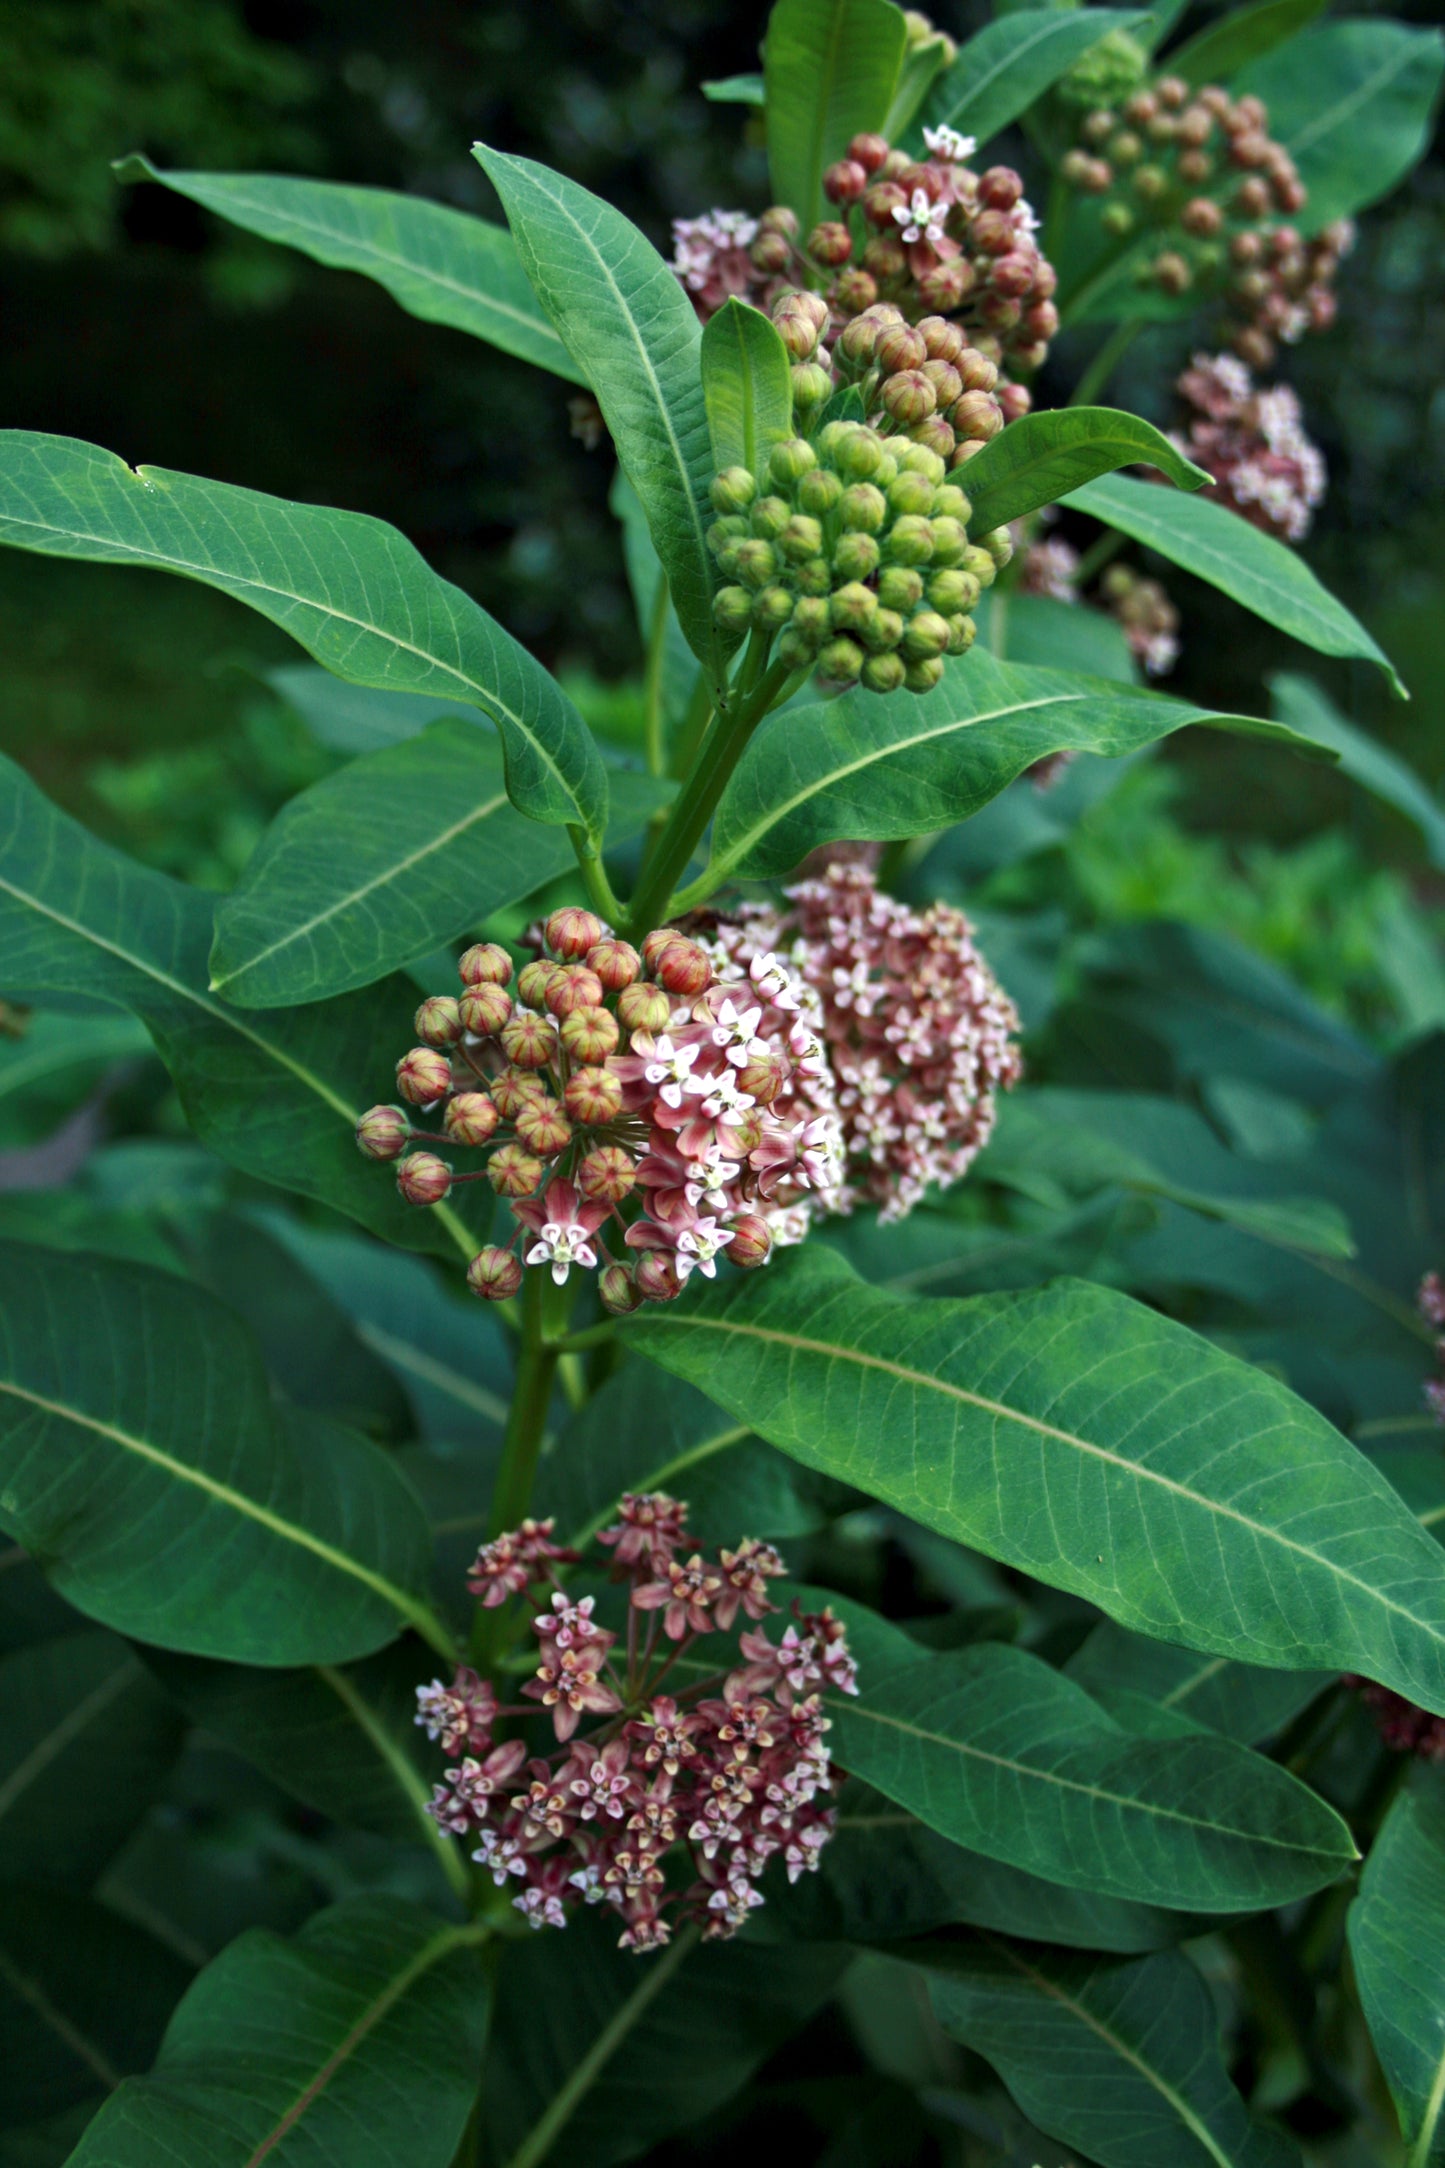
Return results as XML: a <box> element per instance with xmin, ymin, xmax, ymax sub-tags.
<box><xmin>0</xmin><ymin>1944</ymin><xmax>122</xmax><ymax>2093</ymax></box>
<box><xmin>0</xmin><ymin>1656</ymin><xmax>135</xmax><ymax>1824</ymax></box>
<box><xmin>640</xmin><ymin>1307</ymin><xmax>1445</xmax><ymax>1659</ymax></box>
<box><xmin>933</xmin><ymin>10</ymin><xmax>1143</xmax><ymax>131</ymax></box>
<box><xmin>314</xmin><ymin>1664</ymin><xmax>468</xmax><ymax>1900</ymax></box>
<box><xmin>1283</xmin><ymin>34</ymin><xmax>1425</xmax><ymax>159</ymax></box>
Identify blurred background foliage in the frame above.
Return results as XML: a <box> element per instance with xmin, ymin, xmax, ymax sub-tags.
<box><xmin>0</xmin><ymin>0</ymin><xmax>1440</xmax><ymax>1031</ymax></box>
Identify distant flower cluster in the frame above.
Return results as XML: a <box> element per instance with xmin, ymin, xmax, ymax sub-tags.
<box><xmin>418</xmin><ymin>1495</ymin><xmax>855</xmax><ymax>1950</ymax></box>
<box><xmin>1171</xmin><ymin>352</ymin><xmax>1326</xmax><ymax>542</ymax></box>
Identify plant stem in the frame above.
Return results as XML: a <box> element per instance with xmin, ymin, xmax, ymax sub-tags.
<box><xmin>1068</xmin><ymin>320</ymin><xmax>1143</xmax><ymax>408</ymax></box>
<box><xmin>643</xmin><ymin>576</ymin><xmax>671</xmax><ymax>779</ymax></box>
<box><xmin>487</xmin><ymin>1268</ymin><xmax>559</xmax><ymax>1541</ymax></box>
<box><xmin>546</xmin><ymin>1320</ymin><xmax>617</xmax><ymax>1354</ymax></box>
<box><xmin>567</xmin><ymin>825</ymin><xmax>624</xmax><ymax>924</ymax></box>
<box><xmin>1070</xmin><ymin>526</ymin><xmax>1128</xmax><ymax>590</ymax></box>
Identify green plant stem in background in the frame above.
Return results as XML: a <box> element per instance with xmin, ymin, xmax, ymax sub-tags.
<box><xmin>567</xmin><ymin>824</ymin><xmax>624</xmax><ymax>923</ymax></box>
<box><xmin>644</xmin><ymin>577</ymin><xmax>671</xmax><ymax>781</ymax></box>
<box><xmin>1069</xmin><ymin>322</ymin><xmax>1143</xmax><ymax>410</ymax></box>
<box><xmin>1070</xmin><ymin>526</ymin><xmax>1130</xmax><ymax>589</ymax></box>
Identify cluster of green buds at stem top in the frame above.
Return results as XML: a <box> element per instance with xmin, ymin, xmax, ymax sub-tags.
<box><xmin>1061</xmin><ymin>76</ymin><xmax>1352</xmax><ymax>368</ymax></box>
<box><xmin>708</xmin><ymin>423</ymin><xmax>1011</xmax><ymax>696</ymax></box>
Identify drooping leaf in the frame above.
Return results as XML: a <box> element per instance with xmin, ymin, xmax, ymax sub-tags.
<box><xmin>961</xmin><ymin>409</ymin><xmax>1207</xmax><ymax>534</ymax></box>
<box><xmin>1238</xmin><ymin>20</ymin><xmax>1445</xmax><ymax>231</ymax></box>
<box><xmin>794</xmin><ymin>1600</ymin><xmax>1353</xmax><ymax>1913</ymax></box>
<box><xmin>1348</xmin><ymin>1768</ymin><xmax>1445</xmax><ymax>2166</ymax></box>
<box><xmin>762</xmin><ymin>0</ymin><xmax>909</xmax><ymax>232</ymax></box>
<box><xmin>0</xmin><ymin>1633</ymin><xmax>182</xmax><ymax>1885</ymax></box>
<box><xmin>700</xmin><ymin>651</ymin><xmax>1323</xmax><ymax>886</ymax></box>
<box><xmin>0</xmin><ymin>1242</ymin><xmax>445</xmax><ymax>1666</ymax></box>
<box><xmin>921</xmin><ymin>1936</ymin><xmax>1303</xmax><ymax>2168</ymax></box>
<box><xmin>1269</xmin><ymin>673</ymin><xmax>1445</xmax><ymax>870</ymax></box>
<box><xmin>0</xmin><ymin>431</ymin><xmax>607</xmax><ymax>836</ymax></box>
<box><xmin>0</xmin><ymin>755</ymin><xmax>486</xmax><ymax>1264</ymax></box>
<box><xmin>474</xmin><ymin>149</ymin><xmax>721</xmax><ymax>680</ymax></box>
<box><xmin>1063</xmin><ymin>473</ymin><xmax>1407</xmax><ymax>695</ymax></box>
<box><xmin>113</xmin><ymin>159</ymin><xmax>581</xmax><ymax>380</ymax></box>
<box><xmin>700</xmin><ymin>299</ymin><xmax>795</xmax><ymax>478</ymax></box>
<box><xmin>67</xmin><ymin>1898</ymin><xmax>488</xmax><ymax>2168</ymax></box>
<box><xmin>629</xmin><ymin>1245</ymin><xmax>1445</xmax><ymax>1711</ymax></box>
<box><xmin>918</xmin><ymin>10</ymin><xmax>1149</xmax><ymax>148</ymax></box>
<box><xmin>0</xmin><ymin>1887</ymin><xmax>193</xmax><ymax>2131</ymax></box>
<box><xmin>483</xmin><ymin>1909</ymin><xmax>845</xmax><ymax>2168</ymax></box>
<box><xmin>1166</xmin><ymin>0</ymin><xmax>1330</xmax><ymax>89</ymax></box>
<box><xmin>1065</xmin><ymin>1620</ymin><xmax>1331</xmax><ymax>1746</ymax></box>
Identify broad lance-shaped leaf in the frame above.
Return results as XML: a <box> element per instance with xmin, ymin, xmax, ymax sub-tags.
<box><xmin>919</xmin><ymin>1937</ymin><xmax>1303</xmax><ymax>2168</ymax></box>
<box><xmin>788</xmin><ymin>1599</ymin><xmax>1353</xmax><ymax>1913</ymax></box>
<box><xmin>960</xmin><ymin>408</ymin><xmax>1208</xmax><ymax>534</ymax></box>
<box><xmin>1167</xmin><ymin>0</ymin><xmax>1330</xmax><ymax>90</ymax></box>
<box><xmin>917</xmin><ymin>9</ymin><xmax>1148</xmax><ymax>148</ymax></box>
<box><xmin>0</xmin><ymin>1633</ymin><xmax>183</xmax><ymax>1885</ymax></box>
<box><xmin>700</xmin><ymin>299</ymin><xmax>794</xmax><ymax>478</ymax></box>
<box><xmin>763</xmin><ymin>0</ymin><xmax>908</xmax><ymax>233</ymax></box>
<box><xmin>0</xmin><ymin>754</ymin><xmax>487</xmax><ymax>1265</ymax></box>
<box><xmin>209</xmin><ymin>719</ymin><xmax>671</xmax><ymax>1008</ymax></box>
<box><xmin>0</xmin><ymin>431</ymin><xmax>607</xmax><ymax>837</ymax></box>
<box><xmin>115</xmin><ymin>157</ymin><xmax>582</xmax><ymax>381</ymax></box>
<box><xmin>628</xmin><ymin>1246</ymin><xmax>1445</xmax><ymax>1712</ymax></box>
<box><xmin>1348</xmin><ymin>1769</ymin><xmax>1445</xmax><ymax>2167</ymax></box>
<box><xmin>1064</xmin><ymin>472</ymin><xmax>1407</xmax><ymax>696</ymax></box>
<box><xmin>0</xmin><ymin>1241</ymin><xmax>446</xmax><ymax>1666</ymax></box>
<box><xmin>699</xmin><ymin>650</ymin><xmax>1322</xmax><ymax>886</ymax></box>
<box><xmin>474</xmin><ymin>147</ymin><xmax>722</xmax><ymax>683</ymax></box>
<box><xmin>68</xmin><ymin>1898</ymin><xmax>488</xmax><ymax>2168</ymax></box>
<box><xmin>1270</xmin><ymin>672</ymin><xmax>1445</xmax><ymax>872</ymax></box>
<box><xmin>1239</xmin><ymin>20</ymin><xmax>1445</xmax><ymax>231</ymax></box>
<box><xmin>1065</xmin><ymin>1620</ymin><xmax>1330</xmax><ymax>1747</ymax></box>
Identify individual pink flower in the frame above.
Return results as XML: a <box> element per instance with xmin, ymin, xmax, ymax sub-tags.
<box><xmin>466</xmin><ymin>1517</ymin><xmax>577</xmax><ymax>1607</ymax></box>
<box><xmin>414</xmin><ymin>1666</ymin><xmax>497</xmax><ymax>1757</ymax></box>
<box><xmin>513</xmin><ymin>1176</ymin><xmax>611</xmax><ymax>1285</ymax></box>
<box><xmin>599</xmin><ymin>1492</ymin><xmax>690</xmax><ymax>1573</ymax></box>
<box><xmin>632</xmin><ymin>1552</ymin><xmax>724</xmax><ymax>1640</ymax></box>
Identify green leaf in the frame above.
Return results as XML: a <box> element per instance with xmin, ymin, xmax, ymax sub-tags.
<box><xmin>210</xmin><ymin>719</ymin><xmax>576</xmax><ymax>1007</ymax></box>
<box><xmin>701</xmin><ymin>651</ymin><xmax>1322</xmax><ymax>885</ymax></box>
<box><xmin>0</xmin><ymin>1242</ymin><xmax>444</xmax><ymax>1666</ymax></box>
<box><xmin>629</xmin><ymin>1245</ymin><xmax>1445</xmax><ymax>1711</ymax></box>
<box><xmin>922</xmin><ymin>1936</ymin><xmax>1303</xmax><ymax>2168</ymax></box>
<box><xmin>1349</xmin><ymin>1768</ymin><xmax>1445</xmax><ymax>2167</ymax></box>
<box><xmin>474</xmin><ymin>148</ymin><xmax>721</xmax><ymax>681</ymax></box>
<box><xmin>701</xmin><ymin>73</ymin><xmax>765</xmax><ymax>104</ymax></box>
<box><xmin>113</xmin><ymin>158</ymin><xmax>581</xmax><ymax>382</ymax></box>
<box><xmin>1269</xmin><ymin>673</ymin><xmax>1445</xmax><ymax>871</ymax></box>
<box><xmin>1063</xmin><ymin>473</ymin><xmax>1407</xmax><ymax>696</ymax></box>
<box><xmin>0</xmin><ymin>755</ymin><xmax>487</xmax><ymax>1264</ymax></box>
<box><xmin>763</xmin><ymin>0</ymin><xmax>910</xmax><ymax>232</ymax></box>
<box><xmin>1065</xmin><ymin>1621</ymin><xmax>1331</xmax><ymax>1746</ymax></box>
<box><xmin>983</xmin><ymin>589</ymin><xmax>1138</xmax><ymax>681</ymax></box>
<box><xmin>919</xmin><ymin>10</ymin><xmax>1149</xmax><ymax>150</ymax></box>
<box><xmin>268</xmin><ymin>665</ymin><xmax>468</xmax><ymax>755</ymax></box>
<box><xmin>610</xmin><ymin>470</ymin><xmax>699</xmax><ymax>741</ymax></box>
<box><xmin>483</xmin><ymin>1910</ymin><xmax>845</xmax><ymax>2168</ymax></box>
<box><xmin>1238</xmin><ymin>20</ymin><xmax>1445</xmax><ymax>232</ymax></box>
<box><xmin>805</xmin><ymin>1600</ymin><xmax>1352</xmax><ymax>1913</ymax></box>
<box><xmin>1166</xmin><ymin>0</ymin><xmax>1330</xmax><ymax>89</ymax></box>
<box><xmin>0</xmin><ymin>431</ymin><xmax>607</xmax><ymax>837</ymax></box>
<box><xmin>67</xmin><ymin>1898</ymin><xmax>488</xmax><ymax>2168</ymax></box>
<box><xmin>0</xmin><ymin>1010</ymin><xmax>151</xmax><ymax>1152</ymax></box>
<box><xmin>961</xmin><ymin>408</ymin><xmax>1208</xmax><ymax>534</ymax></box>
<box><xmin>0</xmin><ymin>1887</ymin><xmax>193</xmax><ymax>2130</ymax></box>
<box><xmin>0</xmin><ymin>1633</ymin><xmax>182</xmax><ymax>1885</ymax></box>
<box><xmin>700</xmin><ymin>299</ymin><xmax>795</xmax><ymax>478</ymax></box>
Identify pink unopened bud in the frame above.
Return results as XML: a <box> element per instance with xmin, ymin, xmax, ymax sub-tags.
<box><xmin>599</xmin><ymin>1264</ymin><xmax>643</xmax><ymax>1316</ymax></box>
<box><xmin>500</xmin><ymin>1012</ymin><xmax>559</xmax><ymax>1070</ymax></box>
<box><xmin>997</xmin><ymin>382</ymin><xmax>1032</xmax><ymax>422</ymax></box>
<box><xmin>560</xmin><ymin>1005</ymin><xmax>621</xmax><ymax>1062</ymax></box>
<box><xmin>459</xmin><ymin>942</ymin><xmax>512</xmax><ymax>987</ymax></box>
<box><xmin>617</xmin><ymin>983</ymin><xmax>672</xmax><ymax>1035</ymax></box>
<box><xmin>396</xmin><ymin>1047</ymin><xmax>452</xmax><ymax>1107</ymax></box>
<box><xmin>355</xmin><ymin>1105</ymin><xmax>411</xmax><ymax>1161</ymax></box>
<box><xmin>808</xmin><ymin>220</ymin><xmax>855</xmax><ymax>267</ymax></box>
<box><xmin>875</xmin><ymin>322</ymin><xmax>927</xmax><ymax>376</ymax></box>
<box><xmin>587</xmin><ymin>938</ymin><xmax>641</xmax><ymax>991</ymax></box>
<box><xmin>880</xmin><ymin>370</ymin><xmax>936</xmax><ymax>426</ymax></box>
<box><xmin>517</xmin><ymin>959</ymin><xmax>562</xmax><ymax>1011</ymax></box>
<box><xmin>487</xmin><ymin>1143</ymin><xmax>545</xmax><ymax>1198</ymax></box>
<box><xmin>564</xmin><ymin>1065</ymin><xmax>624</xmax><ymax>1126</ymax></box>
<box><xmin>577</xmin><ymin>1145</ymin><xmax>638</xmax><ymax>1204</ymax></box>
<box><xmin>824</xmin><ymin>158</ymin><xmax>868</xmax><ymax>205</ymax></box>
<box><xmin>726</xmin><ymin>1215</ymin><xmax>773</xmax><ymax>1269</ymax></box>
<box><xmin>514</xmin><ymin>1097</ymin><xmax>573</xmax><ymax>1157</ymax></box>
<box><xmin>544</xmin><ymin>965</ymin><xmax>605</xmax><ymax>1018</ymax></box>
<box><xmin>490</xmin><ymin>1067</ymin><xmax>546</xmax><ymax>1119</ymax></box>
<box><xmin>397</xmin><ymin>1152</ymin><xmax>452</xmax><ymax>1206</ymax></box>
<box><xmin>978</xmin><ymin>165</ymin><xmax>1024</xmax><ymax>211</ymax></box>
<box><xmin>952</xmin><ymin>390</ymin><xmax>1003</xmax><ymax>443</ymax></box>
<box><xmin>990</xmin><ymin>252</ymin><xmax>1037</xmax><ymax>299</ymax></box>
<box><xmin>413</xmin><ymin>996</ymin><xmax>462</xmax><ymax>1046</ymax></box>
<box><xmin>917</xmin><ymin>261</ymin><xmax>974</xmax><ymax>314</ymax></box>
<box><xmin>863</xmin><ymin>180</ymin><xmax>908</xmax><ymax>232</ymax></box>
<box><xmin>635</xmin><ymin>1251</ymin><xmax>683</xmax><ymax>1303</ymax></box>
<box><xmin>443</xmin><ymin>1092</ymin><xmax>500</xmax><ymax>1147</ymax></box>
<box><xmin>458</xmin><ymin>982</ymin><xmax>513</xmax><ymax>1037</ymax></box>
<box><xmin>848</xmin><ymin>132</ymin><xmax>890</xmax><ymax>174</ymax></box>
<box><xmin>545</xmin><ymin>907</ymin><xmax>605</xmax><ymax>958</ymax></box>
<box><xmin>467</xmin><ymin>1246</ymin><xmax>523</xmax><ymax>1302</ymax></box>
<box><xmin>652</xmin><ymin>939</ymin><xmax>712</xmax><ymax>998</ymax></box>
<box><xmin>917</xmin><ymin>316</ymin><xmax>965</xmax><ymax>365</ymax></box>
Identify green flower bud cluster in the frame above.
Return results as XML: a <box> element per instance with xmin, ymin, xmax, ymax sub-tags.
<box><xmin>709</xmin><ymin>425</ymin><xmax>1013</xmax><ymax>696</ymax></box>
<box><xmin>1055</xmin><ymin>27</ymin><xmax>1148</xmax><ymax>111</ymax></box>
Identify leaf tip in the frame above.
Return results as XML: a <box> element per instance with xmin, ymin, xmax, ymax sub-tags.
<box><xmin>112</xmin><ymin>152</ymin><xmax>156</xmax><ymax>184</ymax></box>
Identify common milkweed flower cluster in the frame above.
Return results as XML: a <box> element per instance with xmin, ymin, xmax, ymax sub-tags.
<box><xmin>355</xmin><ymin>910</ymin><xmax>848</xmax><ymax>1309</ymax></box>
<box><xmin>416</xmin><ymin>1495</ymin><xmax>857</xmax><ymax>1950</ymax></box>
<box><xmin>1169</xmin><ymin>351</ymin><xmax>1326</xmax><ymax>541</ymax></box>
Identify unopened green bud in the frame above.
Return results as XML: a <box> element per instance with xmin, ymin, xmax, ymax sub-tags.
<box><xmin>980</xmin><ymin>527</ymin><xmax>1014</xmax><ymax>568</ymax></box>
<box><xmin>884</xmin><ymin>514</ymin><xmax>935</xmax><ymax>565</ymax></box>
<box><xmin>946</xmin><ymin>613</ymin><xmax>977</xmax><ymax>656</ymax></box>
<box><xmin>735</xmin><ymin>537</ymin><xmax>778</xmax><ymax>590</ymax></box>
<box><xmin>834</xmin><ymin>428</ymin><xmax>885</xmax><ymax>481</ymax></box>
<box><xmin>751</xmin><ymin>494</ymin><xmax>791</xmax><ymax>539</ymax></box>
<box><xmin>815</xmin><ymin>420</ymin><xmax>854</xmax><ymax>460</ymax></box>
<box><xmin>778</xmin><ymin>512</ymin><xmax>824</xmax><ymax>563</ymax></box>
<box><xmin>791</xmin><ymin>362</ymin><xmax>833</xmax><ymax>414</ymax></box>
<box><xmin>962</xmin><ymin>544</ymin><xmax>998</xmax><ymax>588</ymax></box>
<box><xmin>753</xmin><ymin>585</ymin><xmax>795</xmax><ymax>630</ymax></box>
<box><xmin>833</xmin><ymin>529</ymin><xmax>881</xmax><ymax>582</ymax></box>
<box><xmin>839</xmin><ymin>482</ymin><xmax>887</xmax><ymax>533</ymax></box>
<box><xmin>797</xmin><ymin>466</ymin><xmax>843</xmax><ymax>517</ymax></box>
<box><xmin>928</xmin><ymin>566</ymin><xmax>978</xmax><ymax>613</ymax></box>
<box><xmin>877</xmin><ymin>565</ymin><xmax>923</xmax><ymax>613</ymax></box>
<box><xmin>715</xmin><ymin>537</ymin><xmax>745</xmax><ymax>579</ymax></box>
<box><xmin>769</xmin><ymin>437</ymin><xmax>817</xmax><ymax>487</ymax></box>
<box><xmin>887</xmin><ymin>470</ymin><xmax>937</xmax><ymax>517</ymax></box>
<box><xmin>860</xmin><ymin>606</ymin><xmax>905</xmax><ymax>653</ymax></box>
<box><xmin>929</xmin><ymin>516</ymin><xmax>969</xmax><ymax>566</ymax></box>
<box><xmin>713</xmin><ymin>585</ymin><xmax>753</xmax><ymax>633</ymax></box>
<box><xmin>904</xmin><ymin>656</ymin><xmax>946</xmax><ymax>693</ymax></box>
<box><xmin>791</xmin><ymin>594</ymin><xmax>831</xmax><ymax>643</ymax></box>
<box><xmin>934</xmin><ymin>484</ymin><xmax>971</xmax><ymax>523</ymax></box>
<box><xmin>710</xmin><ymin>466</ymin><xmax>756</xmax><ymax>513</ymax></box>
<box><xmin>776</xmin><ymin>627</ymin><xmax>816</xmax><ymax>670</ymax></box>
<box><xmin>796</xmin><ymin>557</ymin><xmax>833</xmax><ymax>596</ymax></box>
<box><xmin>1132</xmin><ymin>163</ymin><xmax>1168</xmax><ymax>203</ymax></box>
<box><xmin>901</xmin><ymin>610</ymin><xmax>952</xmax><ymax>661</ymax></box>
<box><xmin>1102</xmin><ymin>202</ymin><xmax>1136</xmax><ymax>237</ymax></box>
<box><xmin>895</xmin><ymin>443</ymin><xmax>947</xmax><ymax>485</ymax></box>
<box><xmin>818</xmin><ymin>635</ymin><xmax>865</xmax><ymax>684</ymax></box>
<box><xmin>829</xmin><ymin>581</ymin><xmax>878</xmax><ymax>632</ymax></box>
<box><xmin>861</xmin><ymin>650</ymin><xmax>907</xmax><ymax>693</ymax></box>
<box><xmin>707</xmin><ymin>514</ymin><xmax>749</xmax><ymax>556</ymax></box>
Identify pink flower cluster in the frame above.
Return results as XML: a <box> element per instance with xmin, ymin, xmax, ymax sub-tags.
<box><xmin>1348</xmin><ymin>1679</ymin><xmax>1445</xmax><ymax>1762</ymax></box>
<box><xmin>707</xmin><ymin>863</ymin><xmax>1022</xmax><ymax>1222</ymax></box>
<box><xmin>355</xmin><ymin>910</ymin><xmax>844</xmax><ymax>1309</ymax></box>
<box><xmin>1170</xmin><ymin>352</ymin><xmax>1326</xmax><ymax>542</ymax></box>
<box><xmin>1420</xmin><ymin>1272</ymin><xmax>1445</xmax><ymax>1428</ymax></box>
<box><xmin>418</xmin><ymin>1495</ymin><xmax>856</xmax><ymax>1951</ymax></box>
<box><xmin>670</xmin><ymin>210</ymin><xmax>774</xmax><ymax>319</ymax></box>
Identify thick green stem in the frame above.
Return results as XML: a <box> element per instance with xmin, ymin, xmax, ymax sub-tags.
<box><xmin>643</xmin><ymin>577</ymin><xmax>671</xmax><ymax>780</ymax></box>
<box><xmin>1068</xmin><ymin>320</ymin><xmax>1143</xmax><ymax>408</ymax></box>
<box><xmin>567</xmin><ymin>825</ymin><xmax>624</xmax><ymax>924</ymax></box>
<box><xmin>487</xmin><ymin>1269</ymin><xmax>559</xmax><ymax>1541</ymax></box>
<box><xmin>1070</xmin><ymin>526</ymin><xmax>1128</xmax><ymax>590</ymax></box>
